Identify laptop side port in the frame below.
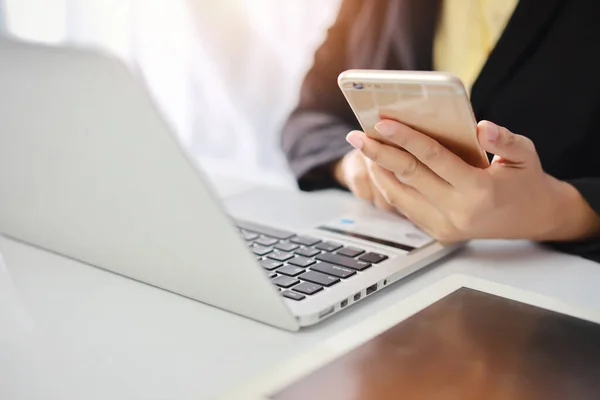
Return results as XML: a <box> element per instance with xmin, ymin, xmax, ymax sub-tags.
<box><xmin>340</xmin><ymin>299</ymin><xmax>348</xmax><ymax>308</ymax></box>
<box><xmin>366</xmin><ymin>283</ymin><xmax>378</xmax><ymax>296</ymax></box>
<box><xmin>353</xmin><ymin>292</ymin><xmax>362</xmax><ymax>302</ymax></box>
<box><xmin>319</xmin><ymin>306</ymin><xmax>335</xmax><ymax>320</ymax></box>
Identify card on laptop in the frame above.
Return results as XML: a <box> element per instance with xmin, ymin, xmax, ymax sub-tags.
<box><xmin>320</xmin><ymin>208</ymin><xmax>434</xmax><ymax>251</ymax></box>
<box><xmin>221</xmin><ymin>275</ymin><xmax>600</xmax><ymax>400</ymax></box>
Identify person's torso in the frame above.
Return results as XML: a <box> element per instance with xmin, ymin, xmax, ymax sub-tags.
<box><xmin>380</xmin><ymin>0</ymin><xmax>600</xmax><ymax>180</ymax></box>
<box><xmin>434</xmin><ymin>0</ymin><xmax>519</xmax><ymax>93</ymax></box>
<box><xmin>468</xmin><ymin>1</ymin><xmax>600</xmax><ymax>179</ymax></box>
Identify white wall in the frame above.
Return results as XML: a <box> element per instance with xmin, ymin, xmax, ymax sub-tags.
<box><xmin>5</xmin><ymin>0</ymin><xmax>67</xmax><ymax>43</ymax></box>
<box><xmin>3</xmin><ymin>0</ymin><xmax>342</xmax><ymax>185</ymax></box>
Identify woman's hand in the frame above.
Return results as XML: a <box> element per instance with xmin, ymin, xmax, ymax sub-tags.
<box><xmin>333</xmin><ymin>149</ymin><xmax>394</xmax><ymax>212</ymax></box>
<box><xmin>346</xmin><ymin>120</ymin><xmax>600</xmax><ymax>242</ymax></box>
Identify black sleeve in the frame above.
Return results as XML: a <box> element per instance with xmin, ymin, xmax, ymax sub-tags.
<box><xmin>544</xmin><ymin>178</ymin><xmax>600</xmax><ymax>263</ymax></box>
<box><xmin>280</xmin><ymin>0</ymin><xmax>363</xmax><ymax>191</ymax></box>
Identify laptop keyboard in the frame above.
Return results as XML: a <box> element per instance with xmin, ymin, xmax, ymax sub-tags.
<box><xmin>236</xmin><ymin>221</ymin><xmax>389</xmax><ymax>302</ymax></box>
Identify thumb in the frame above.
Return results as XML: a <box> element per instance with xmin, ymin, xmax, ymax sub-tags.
<box><xmin>477</xmin><ymin>120</ymin><xmax>535</xmax><ymax>164</ymax></box>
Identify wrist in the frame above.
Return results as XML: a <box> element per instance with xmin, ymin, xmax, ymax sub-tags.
<box><xmin>540</xmin><ymin>177</ymin><xmax>600</xmax><ymax>241</ymax></box>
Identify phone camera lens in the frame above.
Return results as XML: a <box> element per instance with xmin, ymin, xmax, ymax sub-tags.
<box><xmin>353</xmin><ymin>83</ymin><xmax>364</xmax><ymax>90</ymax></box>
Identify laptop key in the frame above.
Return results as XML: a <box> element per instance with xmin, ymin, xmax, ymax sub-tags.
<box><xmin>337</xmin><ymin>246</ymin><xmax>365</xmax><ymax>258</ymax></box>
<box><xmin>236</xmin><ymin>220</ymin><xmax>295</xmax><ymax>240</ymax></box>
<box><xmin>241</xmin><ymin>230</ymin><xmax>258</xmax><ymax>241</ymax></box>
<box><xmin>315</xmin><ymin>241</ymin><xmax>343</xmax><ymax>252</ymax></box>
<box><xmin>311</xmin><ymin>262</ymin><xmax>356</xmax><ymax>279</ymax></box>
<box><xmin>293</xmin><ymin>282</ymin><xmax>323</xmax><ymax>296</ymax></box>
<box><xmin>254</xmin><ymin>236</ymin><xmax>279</xmax><ymax>247</ymax></box>
<box><xmin>274</xmin><ymin>241</ymin><xmax>300</xmax><ymax>252</ymax></box>
<box><xmin>282</xmin><ymin>291</ymin><xmax>305</xmax><ymax>301</ymax></box>
<box><xmin>276</xmin><ymin>265</ymin><xmax>305</xmax><ymax>277</ymax></box>
<box><xmin>260</xmin><ymin>259</ymin><xmax>283</xmax><ymax>271</ymax></box>
<box><xmin>267</xmin><ymin>251</ymin><xmax>295</xmax><ymax>262</ymax></box>
<box><xmin>300</xmin><ymin>271</ymin><xmax>340</xmax><ymax>287</ymax></box>
<box><xmin>316</xmin><ymin>253</ymin><xmax>371</xmax><ymax>271</ymax></box>
<box><xmin>252</xmin><ymin>245</ymin><xmax>273</xmax><ymax>256</ymax></box>
<box><xmin>288</xmin><ymin>256</ymin><xmax>316</xmax><ymax>268</ymax></box>
<box><xmin>272</xmin><ymin>275</ymin><xmax>300</xmax><ymax>288</ymax></box>
<box><xmin>295</xmin><ymin>247</ymin><xmax>320</xmax><ymax>258</ymax></box>
<box><xmin>291</xmin><ymin>236</ymin><xmax>321</xmax><ymax>246</ymax></box>
<box><xmin>359</xmin><ymin>252</ymin><xmax>389</xmax><ymax>264</ymax></box>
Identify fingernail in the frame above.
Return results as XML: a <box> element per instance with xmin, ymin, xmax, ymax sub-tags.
<box><xmin>346</xmin><ymin>131</ymin><xmax>364</xmax><ymax>149</ymax></box>
<box><xmin>375</xmin><ymin>121</ymin><xmax>395</xmax><ymax>137</ymax></box>
<box><xmin>484</xmin><ymin>121</ymin><xmax>500</xmax><ymax>142</ymax></box>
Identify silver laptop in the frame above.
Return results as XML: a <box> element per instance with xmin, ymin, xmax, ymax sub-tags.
<box><xmin>0</xmin><ymin>39</ymin><xmax>458</xmax><ymax>330</ymax></box>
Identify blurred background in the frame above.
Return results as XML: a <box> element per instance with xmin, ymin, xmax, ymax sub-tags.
<box><xmin>0</xmin><ymin>0</ymin><xmax>342</xmax><ymax>186</ymax></box>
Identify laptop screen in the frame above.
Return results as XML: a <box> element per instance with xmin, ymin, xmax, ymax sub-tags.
<box><xmin>271</xmin><ymin>287</ymin><xmax>600</xmax><ymax>400</ymax></box>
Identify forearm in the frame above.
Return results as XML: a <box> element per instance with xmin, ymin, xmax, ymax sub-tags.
<box><xmin>280</xmin><ymin>0</ymin><xmax>364</xmax><ymax>190</ymax></box>
<box><xmin>282</xmin><ymin>110</ymin><xmax>354</xmax><ymax>190</ymax></box>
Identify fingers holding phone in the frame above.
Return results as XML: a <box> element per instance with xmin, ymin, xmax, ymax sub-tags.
<box><xmin>333</xmin><ymin>149</ymin><xmax>395</xmax><ymax>212</ymax></box>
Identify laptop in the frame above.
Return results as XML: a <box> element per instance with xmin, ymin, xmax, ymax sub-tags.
<box><xmin>0</xmin><ymin>39</ymin><xmax>459</xmax><ymax>331</ymax></box>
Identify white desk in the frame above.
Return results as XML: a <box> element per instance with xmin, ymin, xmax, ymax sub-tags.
<box><xmin>2</xmin><ymin>177</ymin><xmax>600</xmax><ymax>400</ymax></box>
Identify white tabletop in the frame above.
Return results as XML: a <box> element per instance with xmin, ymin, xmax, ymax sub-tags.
<box><xmin>2</xmin><ymin>176</ymin><xmax>600</xmax><ymax>400</ymax></box>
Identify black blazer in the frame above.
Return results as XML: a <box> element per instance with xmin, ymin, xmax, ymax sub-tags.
<box><xmin>281</xmin><ymin>0</ymin><xmax>600</xmax><ymax>261</ymax></box>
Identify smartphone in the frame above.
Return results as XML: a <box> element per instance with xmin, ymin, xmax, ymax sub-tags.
<box><xmin>338</xmin><ymin>70</ymin><xmax>489</xmax><ymax>168</ymax></box>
